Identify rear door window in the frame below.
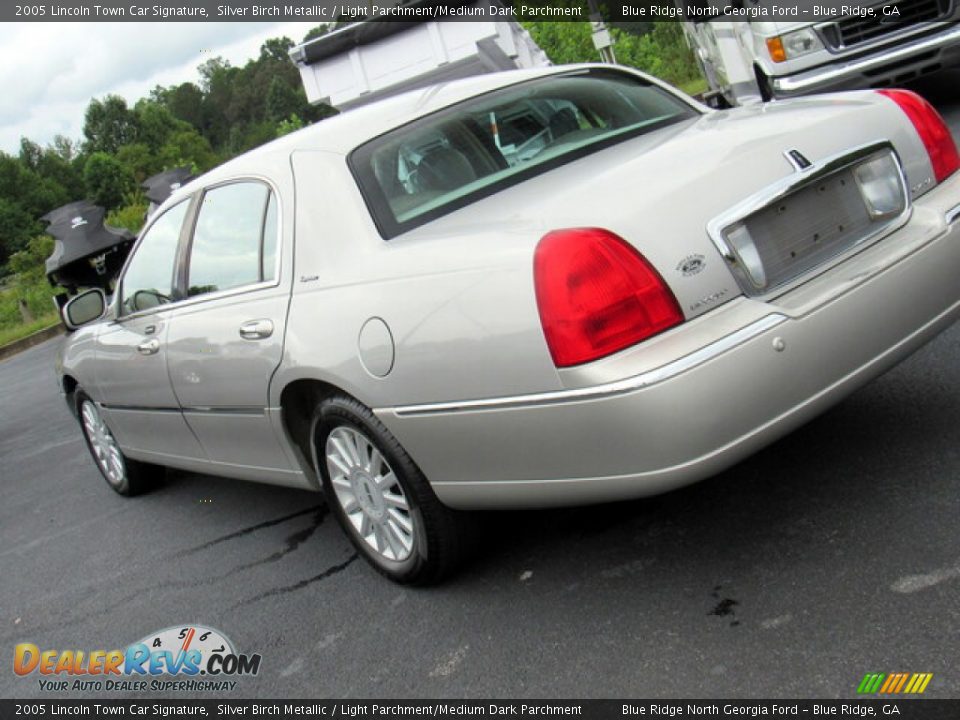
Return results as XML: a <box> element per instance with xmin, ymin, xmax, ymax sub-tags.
<box><xmin>186</xmin><ymin>182</ymin><xmax>277</xmax><ymax>298</ymax></box>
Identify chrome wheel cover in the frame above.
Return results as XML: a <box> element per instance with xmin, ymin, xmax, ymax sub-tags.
<box><xmin>325</xmin><ymin>427</ymin><xmax>414</xmax><ymax>562</ymax></box>
<box><xmin>81</xmin><ymin>400</ymin><xmax>125</xmax><ymax>487</ymax></box>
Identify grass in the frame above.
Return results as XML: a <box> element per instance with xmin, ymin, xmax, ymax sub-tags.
<box><xmin>0</xmin><ymin>314</ymin><xmax>60</xmax><ymax>348</ymax></box>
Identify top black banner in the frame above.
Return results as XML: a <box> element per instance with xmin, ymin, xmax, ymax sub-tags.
<box><xmin>3</xmin><ymin>0</ymin><xmax>931</xmax><ymax>24</ymax></box>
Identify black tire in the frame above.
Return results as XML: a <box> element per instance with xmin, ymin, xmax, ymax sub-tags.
<box><xmin>75</xmin><ymin>390</ymin><xmax>164</xmax><ymax>496</ymax></box>
<box><xmin>710</xmin><ymin>91</ymin><xmax>733</xmax><ymax>110</ymax></box>
<box><xmin>312</xmin><ymin>395</ymin><xmax>465</xmax><ymax>585</ymax></box>
<box><xmin>755</xmin><ymin>66</ymin><xmax>774</xmax><ymax>103</ymax></box>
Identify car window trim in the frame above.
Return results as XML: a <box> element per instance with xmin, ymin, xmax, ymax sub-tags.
<box><xmin>259</xmin><ymin>191</ymin><xmax>274</xmax><ymax>283</ymax></box>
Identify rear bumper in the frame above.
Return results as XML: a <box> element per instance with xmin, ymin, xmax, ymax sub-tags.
<box><xmin>771</xmin><ymin>24</ymin><xmax>960</xmax><ymax>97</ymax></box>
<box><xmin>376</xmin><ymin>183</ymin><xmax>960</xmax><ymax>510</ymax></box>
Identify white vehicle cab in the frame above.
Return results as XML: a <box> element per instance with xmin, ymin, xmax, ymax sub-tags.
<box><xmin>681</xmin><ymin>1</ymin><xmax>960</xmax><ymax>105</ymax></box>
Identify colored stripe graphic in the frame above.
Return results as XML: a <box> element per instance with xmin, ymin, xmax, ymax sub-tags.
<box><xmin>859</xmin><ymin>672</ymin><xmax>932</xmax><ymax>694</ymax></box>
<box><xmin>879</xmin><ymin>674</ymin><xmax>897</xmax><ymax>693</ymax></box>
<box><xmin>893</xmin><ymin>674</ymin><xmax>909</xmax><ymax>693</ymax></box>
<box><xmin>857</xmin><ymin>674</ymin><xmax>885</xmax><ymax>693</ymax></box>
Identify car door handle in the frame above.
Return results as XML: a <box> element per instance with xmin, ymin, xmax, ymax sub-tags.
<box><xmin>239</xmin><ymin>319</ymin><xmax>274</xmax><ymax>340</ymax></box>
<box><xmin>137</xmin><ymin>338</ymin><xmax>161</xmax><ymax>355</ymax></box>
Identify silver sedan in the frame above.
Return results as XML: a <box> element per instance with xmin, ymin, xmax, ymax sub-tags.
<box><xmin>57</xmin><ymin>65</ymin><xmax>960</xmax><ymax>583</ymax></box>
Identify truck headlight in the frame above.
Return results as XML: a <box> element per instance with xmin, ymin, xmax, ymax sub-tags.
<box><xmin>766</xmin><ymin>28</ymin><xmax>824</xmax><ymax>63</ymax></box>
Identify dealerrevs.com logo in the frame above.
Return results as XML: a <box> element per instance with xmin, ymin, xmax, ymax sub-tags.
<box><xmin>14</xmin><ymin>625</ymin><xmax>262</xmax><ymax>692</ymax></box>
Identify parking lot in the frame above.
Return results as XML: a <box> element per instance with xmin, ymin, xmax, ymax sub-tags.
<box><xmin>1</xmin><ymin>71</ymin><xmax>958</xmax><ymax>699</ymax></box>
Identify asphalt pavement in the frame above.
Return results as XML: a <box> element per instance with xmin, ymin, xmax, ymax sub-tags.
<box><xmin>1</xmin><ymin>72</ymin><xmax>958</xmax><ymax>700</ymax></box>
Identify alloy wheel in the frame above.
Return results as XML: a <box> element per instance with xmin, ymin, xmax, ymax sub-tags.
<box><xmin>325</xmin><ymin>426</ymin><xmax>415</xmax><ymax>562</ymax></box>
<box><xmin>81</xmin><ymin>400</ymin><xmax>125</xmax><ymax>487</ymax></box>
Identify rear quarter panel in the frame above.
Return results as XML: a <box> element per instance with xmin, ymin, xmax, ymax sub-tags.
<box><xmin>274</xmin><ymin>150</ymin><xmax>561</xmax><ymax>409</ymax></box>
<box><xmin>273</xmin><ymin>87</ymin><xmax>937</xmax><ymax>410</ymax></box>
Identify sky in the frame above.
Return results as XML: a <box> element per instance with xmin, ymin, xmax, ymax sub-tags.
<box><xmin>0</xmin><ymin>22</ymin><xmax>323</xmax><ymax>154</ymax></box>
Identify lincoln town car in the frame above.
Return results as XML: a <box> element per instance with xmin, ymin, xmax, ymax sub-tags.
<box><xmin>57</xmin><ymin>66</ymin><xmax>960</xmax><ymax>582</ymax></box>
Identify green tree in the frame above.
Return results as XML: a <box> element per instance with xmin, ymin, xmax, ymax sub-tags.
<box><xmin>158</xmin><ymin>82</ymin><xmax>205</xmax><ymax>130</ymax></box>
<box><xmin>647</xmin><ymin>23</ymin><xmax>700</xmax><ymax>86</ymax></box>
<box><xmin>227</xmin><ymin>121</ymin><xmax>277</xmax><ymax>155</ymax></box>
<box><xmin>276</xmin><ymin>114</ymin><xmax>305</xmax><ymax>137</ymax></box>
<box><xmin>197</xmin><ymin>58</ymin><xmax>238</xmax><ymax>149</ymax></box>
<box><xmin>20</xmin><ymin>138</ymin><xmax>85</xmax><ymax>200</ymax></box>
<box><xmin>116</xmin><ymin>143</ymin><xmax>160</xmax><ymax>183</ymax></box>
<box><xmin>522</xmin><ymin>21</ymin><xmax>597</xmax><ymax>64</ymax></box>
<box><xmin>7</xmin><ymin>235</ymin><xmax>53</xmax><ymax>278</ymax></box>
<box><xmin>135</xmin><ymin>100</ymin><xmax>188</xmax><ymax>153</ymax></box>
<box><xmin>83</xmin><ymin>95</ymin><xmax>139</xmax><ymax>154</ymax></box>
<box><xmin>265</xmin><ymin>76</ymin><xmax>303</xmax><ymax>123</ymax></box>
<box><xmin>19</xmin><ymin>138</ymin><xmax>43</xmax><ymax>170</ymax></box>
<box><xmin>0</xmin><ymin>153</ymin><xmax>69</xmax><ymax>220</ymax></box>
<box><xmin>0</xmin><ymin>26</ymin><xmax>345</xmax><ymax>288</ymax></box>
<box><xmin>521</xmin><ymin>21</ymin><xmax>701</xmax><ymax>88</ymax></box>
<box><xmin>83</xmin><ymin>152</ymin><xmax>133</xmax><ymax>210</ymax></box>
<box><xmin>260</xmin><ymin>36</ymin><xmax>294</xmax><ymax>63</ymax></box>
<box><xmin>106</xmin><ymin>194</ymin><xmax>148</xmax><ymax>235</ymax></box>
<box><xmin>157</xmin><ymin>129</ymin><xmax>218</xmax><ymax>172</ymax></box>
<box><xmin>0</xmin><ymin>198</ymin><xmax>38</xmax><ymax>266</ymax></box>
<box><xmin>51</xmin><ymin>134</ymin><xmax>79</xmax><ymax>163</ymax></box>
<box><xmin>302</xmin><ymin>24</ymin><xmax>330</xmax><ymax>43</ymax></box>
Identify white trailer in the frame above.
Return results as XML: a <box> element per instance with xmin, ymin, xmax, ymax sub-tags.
<box><xmin>289</xmin><ymin>18</ymin><xmax>551</xmax><ymax>110</ymax></box>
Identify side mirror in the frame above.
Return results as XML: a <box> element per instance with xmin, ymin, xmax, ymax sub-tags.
<box><xmin>62</xmin><ymin>288</ymin><xmax>106</xmax><ymax>331</ymax></box>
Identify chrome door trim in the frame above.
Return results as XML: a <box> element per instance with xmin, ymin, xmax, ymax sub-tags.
<box><xmin>180</xmin><ymin>406</ymin><xmax>266</xmax><ymax>416</ymax></box>
<box><xmin>99</xmin><ymin>403</ymin><xmax>265</xmax><ymax>416</ymax></box>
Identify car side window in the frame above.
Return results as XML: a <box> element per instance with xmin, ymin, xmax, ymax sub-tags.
<box><xmin>120</xmin><ymin>201</ymin><xmax>189</xmax><ymax>316</ymax></box>
<box><xmin>187</xmin><ymin>182</ymin><xmax>276</xmax><ymax>297</ymax></box>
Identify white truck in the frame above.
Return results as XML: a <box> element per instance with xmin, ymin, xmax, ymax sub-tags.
<box><xmin>680</xmin><ymin>0</ymin><xmax>960</xmax><ymax>105</ymax></box>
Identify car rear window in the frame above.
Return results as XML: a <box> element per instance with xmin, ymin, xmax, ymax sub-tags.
<box><xmin>350</xmin><ymin>69</ymin><xmax>698</xmax><ymax>239</ymax></box>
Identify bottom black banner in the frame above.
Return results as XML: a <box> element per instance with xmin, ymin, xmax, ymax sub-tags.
<box><xmin>1</xmin><ymin>700</ymin><xmax>959</xmax><ymax>720</ymax></box>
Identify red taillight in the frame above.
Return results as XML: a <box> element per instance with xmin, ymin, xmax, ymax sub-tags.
<box><xmin>534</xmin><ymin>228</ymin><xmax>684</xmax><ymax>368</ymax></box>
<box><xmin>878</xmin><ymin>88</ymin><xmax>960</xmax><ymax>183</ymax></box>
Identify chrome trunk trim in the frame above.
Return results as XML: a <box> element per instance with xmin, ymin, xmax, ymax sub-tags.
<box><xmin>946</xmin><ymin>202</ymin><xmax>960</xmax><ymax>225</ymax></box>
<box><xmin>707</xmin><ymin>140</ymin><xmax>912</xmax><ymax>299</ymax></box>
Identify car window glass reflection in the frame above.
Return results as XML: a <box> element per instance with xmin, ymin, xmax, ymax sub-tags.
<box><xmin>120</xmin><ymin>201</ymin><xmax>189</xmax><ymax>315</ymax></box>
<box><xmin>188</xmin><ymin>183</ymin><xmax>271</xmax><ymax>297</ymax></box>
